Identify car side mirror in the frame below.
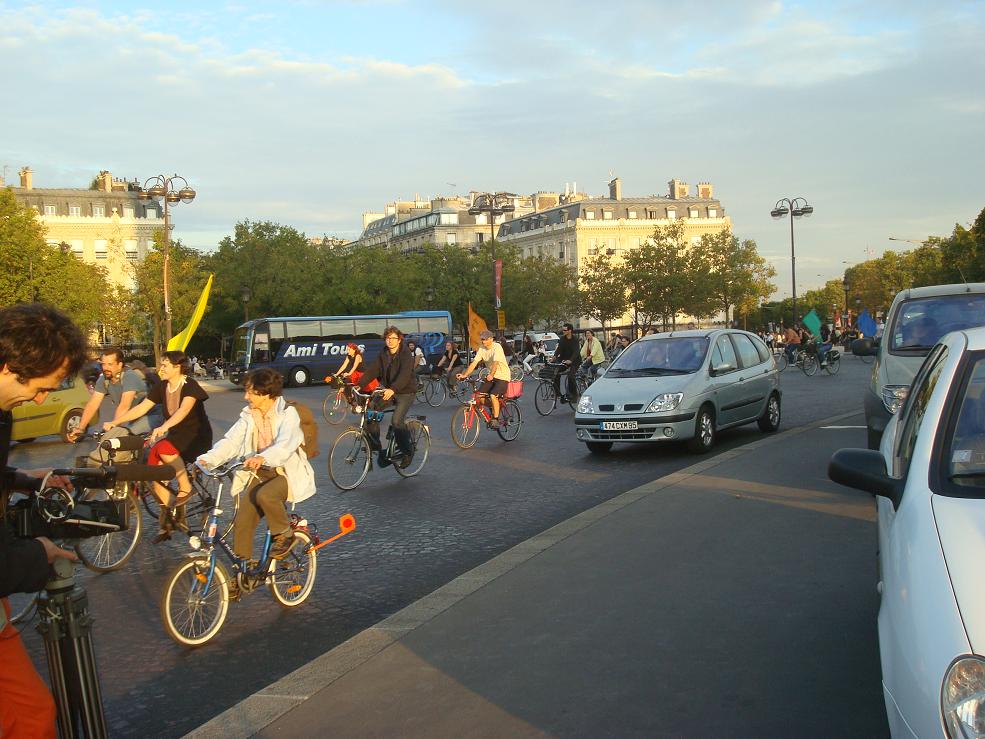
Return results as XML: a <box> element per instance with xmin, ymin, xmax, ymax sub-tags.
<box><xmin>828</xmin><ymin>448</ymin><xmax>903</xmax><ymax>509</ymax></box>
<box><xmin>851</xmin><ymin>338</ymin><xmax>877</xmax><ymax>356</ymax></box>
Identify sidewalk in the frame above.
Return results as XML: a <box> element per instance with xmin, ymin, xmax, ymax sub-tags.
<box><xmin>187</xmin><ymin>411</ymin><xmax>886</xmax><ymax>738</ymax></box>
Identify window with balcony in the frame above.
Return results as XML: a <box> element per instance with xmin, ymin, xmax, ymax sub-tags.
<box><xmin>125</xmin><ymin>239</ymin><xmax>139</xmax><ymax>261</ymax></box>
<box><xmin>70</xmin><ymin>240</ymin><xmax>84</xmax><ymax>256</ymax></box>
<box><xmin>94</xmin><ymin>240</ymin><xmax>108</xmax><ymax>259</ymax></box>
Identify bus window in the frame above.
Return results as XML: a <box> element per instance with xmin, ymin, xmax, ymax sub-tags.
<box><xmin>322</xmin><ymin>319</ymin><xmax>355</xmax><ymax>340</ymax></box>
<box><xmin>354</xmin><ymin>318</ymin><xmax>388</xmax><ymax>339</ymax></box>
<box><xmin>285</xmin><ymin>319</ymin><xmax>322</xmax><ymax>341</ymax></box>
<box><xmin>391</xmin><ymin>318</ymin><xmax>419</xmax><ymax>335</ymax></box>
<box><xmin>419</xmin><ymin>316</ymin><xmax>450</xmax><ymax>334</ymax></box>
<box><xmin>254</xmin><ymin>324</ymin><xmax>271</xmax><ymax>364</ymax></box>
<box><xmin>267</xmin><ymin>320</ymin><xmax>285</xmax><ymax>357</ymax></box>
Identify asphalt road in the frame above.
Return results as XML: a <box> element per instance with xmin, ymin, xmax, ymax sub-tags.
<box><xmin>9</xmin><ymin>356</ymin><xmax>878</xmax><ymax>737</ymax></box>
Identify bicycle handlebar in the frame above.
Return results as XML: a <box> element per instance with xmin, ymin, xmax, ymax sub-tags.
<box><xmin>193</xmin><ymin>459</ymin><xmax>250</xmax><ymax>479</ymax></box>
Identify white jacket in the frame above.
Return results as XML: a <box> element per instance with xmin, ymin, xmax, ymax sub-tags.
<box><xmin>197</xmin><ymin>396</ymin><xmax>315</xmax><ymax>505</ymax></box>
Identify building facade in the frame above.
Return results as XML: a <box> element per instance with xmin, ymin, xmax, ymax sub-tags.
<box><xmin>8</xmin><ymin>167</ymin><xmax>163</xmax><ymax>290</ymax></box>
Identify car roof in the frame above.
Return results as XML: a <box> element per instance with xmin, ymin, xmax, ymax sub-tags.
<box><xmin>893</xmin><ymin>282</ymin><xmax>985</xmax><ymax>301</ymax></box>
<box><xmin>959</xmin><ymin>325</ymin><xmax>985</xmax><ymax>351</ymax></box>
<box><xmin>639</xmin><ymin>328</ymin><xmax>725</xmax><ymax>340</ymax></box>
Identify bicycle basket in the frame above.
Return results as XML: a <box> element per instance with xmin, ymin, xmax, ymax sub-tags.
<box><xmin>537</xmin><ymin>364</ymin><xmax>563</xmax><ymax>381</ymax></box>
<box><xmin>505</xmin><ymin>380</ymin><xmax>523</xmax><ymax>399</ymax></box>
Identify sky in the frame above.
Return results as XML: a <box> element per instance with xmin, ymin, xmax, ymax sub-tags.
<box><xmin>2</xmin><ymin>0</ymin><xmax>983</xmax><ymax>299</ymax></box>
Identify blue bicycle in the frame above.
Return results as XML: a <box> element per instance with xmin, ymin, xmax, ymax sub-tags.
<box><xmin>160</xmin><ymin>459</ymin><xmax>355</xmax><ymax>647</ymax></box>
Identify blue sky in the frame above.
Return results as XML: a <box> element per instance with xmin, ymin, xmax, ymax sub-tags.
<box><xmin>2</xmin><ymin>0</ymin><xmax>983</xmax><ymax>298</ymax></box>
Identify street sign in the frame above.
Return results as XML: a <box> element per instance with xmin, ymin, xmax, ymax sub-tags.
<box><xmin>497</xmin><ymin>310</ymin><xmax>506</xmax><ymax>329</ymax></box>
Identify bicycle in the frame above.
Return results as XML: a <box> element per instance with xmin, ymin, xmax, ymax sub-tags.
<box><xmin>160</xmin><ymin>459</ymin><xmax>357</xmax><ymax>647</ymax></box>
<box><xmin>328</xmin><ymin>389</ymin><xmax>431</xmax><ymax>490</ymax></box>
<box><xmin>802</xmin><ymin>345</ymin><xmax>842</xmax><ymax>376</ymax></box>
<box><xmin>534</xmin><ymin>362</ymin><xmax>577</xmax><ymax>416</ymax></box>
<box><xmin>772</xmin><ymin>349</ymin><xmax>788</xmax><ymax>372</ymax></box>
<box><xmin>451</xmin><ymin>385</ymin><xmax>523</xmax><ymax>448</ymax></box>
<box><xmin>322</xmin><ymin>379</ymin><xmax>358</xmax><ymax>426</ymax></box>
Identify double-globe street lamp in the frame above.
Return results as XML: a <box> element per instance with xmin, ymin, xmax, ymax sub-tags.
<box><xmin>842</xmin><ymin>276</ymin><xmax>851</xmax><ymax>328</ymax></box>
<box><xmin>770</xmin><ymin>197</ymin><xmax>814</xmax><ymax>326</ymax></box>
<box><xmin>468</xmin><ymin>192</ymin><xmax>516</xmax><ymax>314</ymax></box>
<box><xmin>138</xmin><ymin>174</ymin><xmax>196</xmax><ymax>346</ymax></box>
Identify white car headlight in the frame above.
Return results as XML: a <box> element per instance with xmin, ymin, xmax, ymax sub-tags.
<box><xmin>577</xmin><ymin>394</ymin><xmax>593</xmax><ymax>414</ymax></box>
<box><xmin>647</xmin><ymin>393</ymin><xmax>683</xmax><ymax>413</ymax></box>
<box><xmin>881</xmin><ymin>385</ymin><xmax>910</xmax><ymax>414</ymax></box>
<box><xmin>942</xmin><ymin>656</ymin><xmax>985</xmax><ymax>738</ymax></box>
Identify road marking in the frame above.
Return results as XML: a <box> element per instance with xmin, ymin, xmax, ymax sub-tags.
<box><xmin>820</xmin><ymin>425</ymin><xmax>866</xmax><ymax>429</ymax></box>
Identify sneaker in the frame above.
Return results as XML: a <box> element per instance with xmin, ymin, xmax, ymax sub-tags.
<box><xmin>227</xmin><ymin>578</ymin><xmax>241</xmax><ymax>602</ymax></box>
<box><xmin>377</xmin><ymin>450</ymin><xmax>392</xmax><ymax>468</ymax></box>
<box><xmin>270</xmin><ymin>532</ymin><xmax>296</xmax><ymax>560</ymax></box>
<box><xmin>488</xmin><ymin>418</ymin><xmax>501</xmax><ymax>429</ymax></box>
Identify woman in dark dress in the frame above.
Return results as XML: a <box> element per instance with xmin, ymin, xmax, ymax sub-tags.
<box><xmin>104</xmin><ymin>350</ymin><xmax>212</xmax><ymax>541</ymax></box>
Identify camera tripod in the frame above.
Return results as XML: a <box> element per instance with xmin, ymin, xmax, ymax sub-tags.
<box><xmin>35</xmin><ymin>557</ymin><xmax>107</xmax><ymax>738</ymax></box>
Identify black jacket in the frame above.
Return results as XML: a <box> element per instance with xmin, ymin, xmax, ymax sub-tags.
<box><xmin>556</xmin><ymin>334</ymin><xmax>580</xmax><ymax>364</ymax></box>
<box><xmin>359</xmin><ymin>345</ymin><xmax>416</xmax><ymax>395</ymax></box>
<box><xmin>1</xmin><ymin>410</ymin><xmax>51</xmax><ymax>598</ymax></box>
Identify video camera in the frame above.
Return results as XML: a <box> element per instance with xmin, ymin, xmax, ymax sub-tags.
<box><xmin>7</xmin><ymin>464</ymin><xmax>175</xmax><ymax>540</ymax></box>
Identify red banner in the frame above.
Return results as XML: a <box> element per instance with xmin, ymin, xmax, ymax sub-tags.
<box><xmin>494</xmin><ymin>259</ymin><xmax>502</xmax><ymax>309</ymax></box>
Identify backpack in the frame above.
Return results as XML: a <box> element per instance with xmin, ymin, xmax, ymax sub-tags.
<box><xmin>285</xmin><ymin>399</ymin><xmax>319</xmax><ymax>458</ymax></box>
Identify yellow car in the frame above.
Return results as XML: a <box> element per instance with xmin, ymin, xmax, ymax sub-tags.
<box><xmin>11</xmin><ymin>375</ymin><xmax>91</xmax><ymax>443</ymax></box>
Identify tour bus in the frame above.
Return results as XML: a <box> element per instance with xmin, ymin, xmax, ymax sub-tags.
<box><xmin>227</xmin><ymin>310</ymin><xmax>454</xmax><ymax>387</ymax></box>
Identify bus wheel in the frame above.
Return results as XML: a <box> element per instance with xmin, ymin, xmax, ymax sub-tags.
<box><xmin>289</xmin><ymin>366</ymin><xmax>310</xmax><ymax>387</ymax></box>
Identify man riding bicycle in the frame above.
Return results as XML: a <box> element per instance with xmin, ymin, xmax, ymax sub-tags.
<box><xmin>555</xmin><ymin>323</ymin><xmax>580</xmax><ymax>403</ymax></box>
<box><xmin>357</xmin><ymin>326</ymin><xmax>416</xmax><ymax>468</ymax></box>
<box><xmin>457</xmin><ymin>330</ymin><xmax>510</xmax><ymax>428</ymax></box>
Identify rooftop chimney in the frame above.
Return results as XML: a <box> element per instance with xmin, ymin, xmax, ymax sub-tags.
<box><xmin>19</xmin><ymin>166</ymin><xmax>33</xmax><ymax>190</ymax></box>
<box><xmin>697</xmin><ymin>182</ymin><xmax>714</xmax><ymax>199</ymax></box>
<box><xmin>608</xmin><ymin>177</ymin><xmax>622</xmax><ymax>201</ymax></box>
<box><xmin>99</xmin><ymin>170</ymin><xmax>113</xmax><ymax>192</ymax></box>
<box><xmin>668</xmin><ymin>179</ymin><xmax>689</xmax><ymax>199</ymax></box>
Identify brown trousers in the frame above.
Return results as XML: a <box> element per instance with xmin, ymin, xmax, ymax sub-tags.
<box><xmin>233</xmin><ymin>469</ymin><xmax>290</xmax><ymax>560</ymax></box>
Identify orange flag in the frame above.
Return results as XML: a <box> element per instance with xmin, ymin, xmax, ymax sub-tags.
<box><xmin>467</xmin><ymin>302</ymin><xmax>488</xmax><ymax>350</ymax></box>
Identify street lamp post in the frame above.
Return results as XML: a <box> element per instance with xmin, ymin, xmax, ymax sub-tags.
<box><xmin>842</xmin><ymin>276</ymin><xmax>850</xmax><ymax>327</ymax></box>
<box><xmin>770</xmin><ymin>196</ymin><xmax>814</xmax><ymax>325</ymax></box>
<box><xmin>138</xmin><ymin>174</ymin><xmax>196</xmax><ymax>347</ymax></box>
<box><xmin>468</xmin><ymin>192</ymin><xmax>516</xmax><ymax>315</ymax></box>
<box><xmin>240</xmin><ymin>286</ymin><xmax>252</xmax><ymax>322</ymax></box>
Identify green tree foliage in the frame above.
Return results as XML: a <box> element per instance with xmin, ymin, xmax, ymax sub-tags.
<box><xmin>0</xmin><ymin>188</ymin><xmax>109</xmax><ymax>329</ymax></box>
<box><xmin>702</xmin><ymin>228</ymin><xmax>776</xmax><ymax>325</ymax></box>
<box><xmin>579</xmin><ymin>250</ymin><xmax>627</xmax><ymax>331</ymax></box>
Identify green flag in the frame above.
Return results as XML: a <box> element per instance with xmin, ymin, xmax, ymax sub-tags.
<box><xmin>802</xmin><ymin>308</ymin><xmax>822</xmax><ymax>337</ymax></box>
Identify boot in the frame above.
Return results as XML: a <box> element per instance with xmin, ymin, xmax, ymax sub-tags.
<box><xmin>154</xmin><ymin>507</ymin><xmax>173</xmax><ymax>543</ymax></box>
<box><xmin>366</xmin><ymin>421</ymin><xmax>382</xmax><ymax>451</ymax></box>
<box><xmin>394</xmin><ymin>427</ymin><xmax>414</xmax><ymax>468</ymax></box>
<box><xmin>172</xmin><ymin>504</ymin><xmax>188</xmax><ymax>534</ymax></box>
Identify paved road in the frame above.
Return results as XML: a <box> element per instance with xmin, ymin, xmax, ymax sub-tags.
<box><xmin>9</xmin><ymin>357</ymin><xmax>876</xmax><ymax>737</ymax></box>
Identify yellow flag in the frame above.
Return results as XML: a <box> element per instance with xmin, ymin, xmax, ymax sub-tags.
<box><xmin>467</xmin><ymin>302</ymin><xmax>488</xmax><ymax>350</ymax></box>
<box><xmin>167</xmin><ymin>274</ymin><xmax>214</xmax><ymax>352</ymax></box>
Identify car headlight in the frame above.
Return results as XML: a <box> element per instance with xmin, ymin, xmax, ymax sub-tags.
<box><xmin>881</xmin><ymin>385</ymin><xmax>909</xmax><ymax>414</ymax></box>
<box><xmin>647</xmin><ymin>393</ymin><xmax>683</xmax><ymax>413</ymax></box>
<box><xmin>942</xmin><ymin>656</ymin><xmax>985</xmax><ymax>738</ymax></box>
<box><xmin>577</xmin><ymin>394</ymin><xmax>593</xmax><ymax>414</ymax></box>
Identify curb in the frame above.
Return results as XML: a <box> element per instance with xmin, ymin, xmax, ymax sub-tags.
<box><xmin>184</xmin><ymin>409</ymin><xmax>864</xmax><ymax>738</ymax></box>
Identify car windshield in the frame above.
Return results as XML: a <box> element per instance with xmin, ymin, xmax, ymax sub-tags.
<box><xmin>606</xmin><ymin>336</ymin><xmax>708</xmax><ymax>377</ymax></box>
<box><xmin>947</xmin><ymin>354</ymin><xmax>985</xmax><ymax>494</ymax></box>
<box><xmin>890</xmin><ymin>294</ymin><xmax>985</xmax><ymax>354</ymax></box>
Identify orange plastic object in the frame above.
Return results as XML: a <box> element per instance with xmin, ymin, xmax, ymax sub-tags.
<box><xmin>311</xmin><ymin>514</ymin><xmax>356</xmax><ymax>552</ymax></box>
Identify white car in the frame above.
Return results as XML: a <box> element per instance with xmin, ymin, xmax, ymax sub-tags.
<box><xmin>829</xmin><ymin>326</ymin><xmax>985</xmax><ymax>737</ymax></box>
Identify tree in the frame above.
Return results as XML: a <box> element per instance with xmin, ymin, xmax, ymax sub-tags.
<box><xmin>702</xmin><ymin>228</ymin><xmax>776</xmax><ymax>325</ymax></box>
<box><xmin>579</xmin><ymin>250</ymin><xmax>627</xmax><ymax>333</ymax></box>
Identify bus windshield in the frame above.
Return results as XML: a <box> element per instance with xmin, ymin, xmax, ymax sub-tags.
<box><xmin>226</xmin><ymin>311</ymin><xmax>454</xmax><ymax>386</ymax></box>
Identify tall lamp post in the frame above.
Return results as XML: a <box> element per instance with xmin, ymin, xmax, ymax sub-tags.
<box><xmin>138</xmin><ymin>174</ymin><xmax>196</xmax><ymax>346</ymax></box>
<box><xmin>842</xmin><ymin>276</ymin><xmax>850</xmax><ymax>328</ymax></box>
<box><xmin>240</xmin><ymin>286</ymin><xmax>252</xmax><ymax>322</ymax></box>
<box><xmin>468</xmin><ymin>192</ymin><xmax>516</xmax><ymax>314</ymax></box>
<box><xmin>770</xmin><ymin>197</ymin><xmax>814</xmax><ymax>325</ymax></box>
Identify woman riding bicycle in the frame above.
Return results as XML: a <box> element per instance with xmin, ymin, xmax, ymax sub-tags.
<box><xmin>357</xmin><ymin>326</ymin><xmax>416</xmax><ymax>468</ymax></box>
<box><xmin>433</xmin><ymin>341</ymin><xmax>462</xmax><ymax>390</ymax></box>
<box><xmin>196</xmin><ymin>368</ymin><xmax>314</xmax><ymax>588</ymax></box>
<box><xmin>104</xmin><ymin>351</ymin><xmax>213</xmax><ymax>542</ymax></box>
<box><xmin>325</xmin><ymin>343</ymin><xmax>373</xmax><ymax>408</ymax></box>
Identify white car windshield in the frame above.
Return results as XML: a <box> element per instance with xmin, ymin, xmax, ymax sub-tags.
<box><xmin>891</xmin><ymin>295</ymin><xmax>985</xmax><ymax>353</ymax></box>
<box><xmin>949</xmin><ymin>354</ymin><xmax>985</xmax><ymax>493</ymax></box>
<box><xmin>606</xmin><ymin>337</ymin><xmax>709</xmax><ymax>377</ymax></box>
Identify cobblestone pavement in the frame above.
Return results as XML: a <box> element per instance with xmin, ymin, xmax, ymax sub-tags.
<box><xmin>8</xmin><ymin>358</ymin><xmax>874</xmax><ymax>737</ymax></box>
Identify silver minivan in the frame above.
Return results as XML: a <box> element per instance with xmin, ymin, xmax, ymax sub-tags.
<box><xmin>574</xmin><ymin>329</ymin><xmax>781</xmax><ymax>454</ymax></box>
<box><xmin>854</xmin><ymin>282</ymin><xmax>985</xmax><ymax>449</ymax></box>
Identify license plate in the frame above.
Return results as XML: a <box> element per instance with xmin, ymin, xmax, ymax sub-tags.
<box><xmin>601</xmin><ymin>420</ymin><xmax>638</xmax><ymax>430</ymax></box>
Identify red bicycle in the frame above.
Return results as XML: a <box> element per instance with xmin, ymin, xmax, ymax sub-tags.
<box><xmin>322</xmin><ymin>379</ymin><xmax>359</xmax><ymax>425</ymax></box>
<box><xmin>450</xmin><ymin>383</ymin><xmax>523</xmax><ymax>448</ymax></box>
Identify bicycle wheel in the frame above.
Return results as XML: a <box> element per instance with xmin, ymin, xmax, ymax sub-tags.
<box><xmin>454</xmin><ymin>382</ymin><xmax>471</xmax><ymax>406</ymax></box>
<box><xmin>8</xmin><ymin>591</ymin><xmax>38</xmax><ymax>625</ymax></box>
<box><xmin>773</xmin><ymin>352</ymin><xmax>787</xmax><ymax>372</ymax></box>
<box><xmin>825</xmin><ymin>354</ymin><xmax>841</xmax><ymax>375</ymax></box>
<box><xmin>188</xmin><ymin>472</ymin><xmax>239</xmax><ymax>539</ymax></box>
<box><xmin>415</xmin><ymin>379</ymin><xmax>427</xmax><ymax>403</ymax></box>
<box><xmin>496</xmin><ymin>399</ymin><xmax>522</xmax><ymax>442</ymax></box>
<box><xmin>323</xmin><ymin>390</ymin><xmax>348</xmax><ymax>425</ymax></box>
<box><xmin>75</xmin><ymin>486</ymin><xmax>142</xmax><ymax>573</ymax></box>
<box><xmin>509</xmin><ymin>364</ymin><xmax>524</xmax><ymax>382</ymax></box>
<box><xmin>534</xmin><ymin>381</ymin><xmax>557</xmax><ymax>416</ymax></box>
<box><xmin>425</xmin><ymin>378</ymin><xmax>446</xmax><ymax>407</ymax></box>
<box><xmin>860</xmin><ymin>353</ymin><xmax>873</xmax><ymax>364</ymax></box>
<box><xmin>161</xmin><ymin>558</ymin><xmax>230</xmax><ymax>647</ymax></box>
<box><xmin>451</xmin><ymin>406</ymin><xmax>481</xmax><ymax>449</ymax></box>
<box><xmin>328</xmin><ymin>430</ymin><xmax>371</xmax><ymax>490</ymax></box>
<box><xmin>802</xmin><ymin>355</ymin><xmax>818</xmax><ymax>376</ymax></box>
<box><xmin>395</xmin><ymin>418</ymin><xmax>430</xmax><ymax>477</ymax></box>
<box><xmin>269</xmin><ymin>530</ymin><xmax>317</xmax><ymax>607</ymax></box>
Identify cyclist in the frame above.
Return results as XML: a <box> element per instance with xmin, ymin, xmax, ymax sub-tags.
<box><xmin>1</xmin><ymin>303</ymin><xmax>88</xmax><ymax>739</ymax></box>
<box><xmin>554</xmin><ymin>323</ymin><xmax>580</xmax><ymax>403</ymax></box>
<box><xmin>406</xmin><ymin>340</ymin><xmax>430</xmax><ymax>377</ymax></box>
<box><xmin>325</xmin><ymin>343</ymin><xmax>373</xmax><ymax>409</ymax></box>
<box><xmin>69</xmin><ymin>346</ymin><xmax>161</xmax><ymax>442</ymax></box>
<box><xmin>434</xmin><ymin>340</ymin><xmax>462</xmax><ymax>391</ymax></box>
<box><xmin>357</xmin><ymin>326</ymin><xmax>416</xmax><ymax>468</ymax></box>
<box><xmin>457</xmin><ymin>330</ymin><xmax>510</xmax><ymax>427</ymax></box>
<box><xmin>196</xmin><ymin>368</ymin><xmax>314</xmax><ymax>596</ymax></box>
<box><xmin>103</xmin><ymin>351</ymin><xmax>212</xmax><ymax>542</ymax></box>
<box><xmin>579</xmin><ymin>329</ymin><xmax>605</xmax><ymax>381</ymax></box>
<box><xmin>783</xmin><ymin>324</ymin><xmax>801</xmax><ymax>364</ymax></box>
